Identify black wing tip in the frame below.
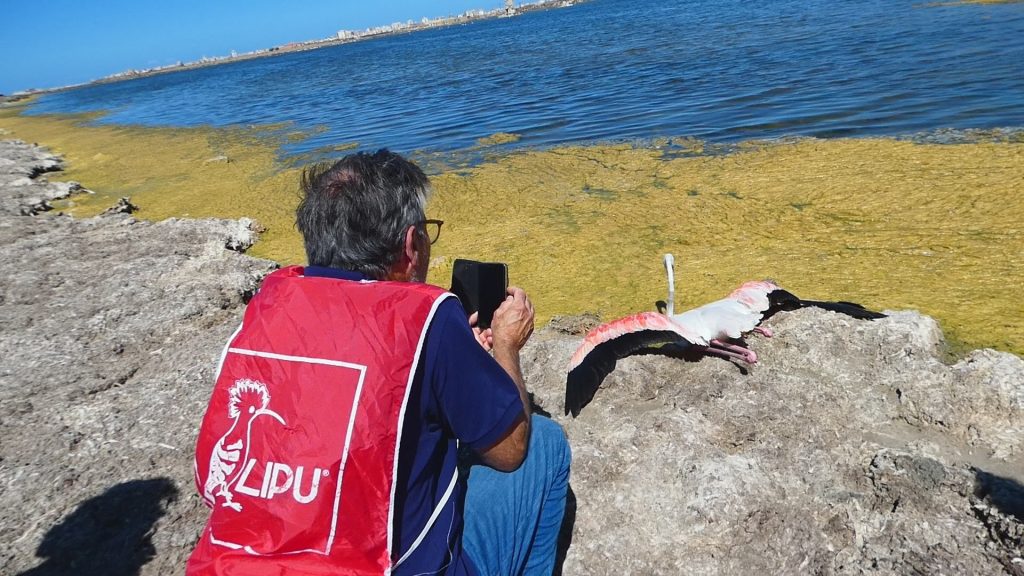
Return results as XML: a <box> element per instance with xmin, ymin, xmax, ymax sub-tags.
<box><xmin>803</xmin><ymin>300</ymin><xmax>887</xmax><ymax>320</ymax></box>
<box><xmin>564</xmin><ymin>330</ymin><xmax>694</xmax><ymax>418</ymax></box>
<box><xmin>564</xmin><ymin>364</ymin><xmax>595</xmax><ymax>418</ymax></box>
<box><xmin>768</xmin><ymin>289</ymin><xmax>886</xmax><ymax>321</ymax></box>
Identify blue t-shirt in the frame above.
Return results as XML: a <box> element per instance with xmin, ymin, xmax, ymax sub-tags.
<box><xmin>304</xmin><ymin>266</ymin><xmax>523</xmax><ymax>576</ymax></box>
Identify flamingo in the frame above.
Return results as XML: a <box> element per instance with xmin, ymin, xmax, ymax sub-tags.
<box><xmin>564</xmin><ymin>254</ymin><xmax>885</xmax><ymax>417</ymax></box>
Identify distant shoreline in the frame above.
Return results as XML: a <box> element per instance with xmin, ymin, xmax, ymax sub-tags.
<box><xmin>8</xmin><ymin>0</ymin><xmax>587</xmax><ymax>98</ymax></box>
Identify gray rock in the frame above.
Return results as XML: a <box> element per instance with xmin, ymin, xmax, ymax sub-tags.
<box><xmin>101</xmin><ymin>196</ymin><xmax>139</xmax><ymax>215</ymax></box>
<box><xmin>548</xmin><ymin>312</ymin><xmax>603</xmax><ymax>335</ymax></box>
<box><xmin>0</xmin><ymin>140</ymin><xmax>89</xmax><ymax>216</ymax></box>
<box><xmin>525</xmin><ymin>308</ymin><xmax>1024</xmax><ymax>575</ymax></box>
<box><xmin>0</xmin><ymin>140</ymin><xmax>277</xmax><ymax>575</ymax></box>
<box><xmin>2</xmin><ymin>139</ymin><xmax>1022</xmax><ymax>575</ymax></box>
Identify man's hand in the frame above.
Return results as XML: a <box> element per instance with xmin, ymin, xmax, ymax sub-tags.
<box><xmin>490</xmin><ymin>286</ymin><xmax>535</xmax><ymax>354</ymax></box>
<box><xmin>478</xmin><ymin>286</ymin><xmax>535</xmax><ymax>471</ymax></box>
<box><xmin>468</xmin><ymin>311</ymin><xmax>494</xmax><ymax>352</ymax></box>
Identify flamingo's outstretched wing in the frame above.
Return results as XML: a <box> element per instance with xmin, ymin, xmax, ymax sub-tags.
<box><xmin>764</xmin><ymin>289</ymin><xmax>887</xmax><ymax>320</ymax></box>
<box><xmin>565</xmin><ymin>312</ymin><xmax>700</xmax><ymax>417</ymax></box>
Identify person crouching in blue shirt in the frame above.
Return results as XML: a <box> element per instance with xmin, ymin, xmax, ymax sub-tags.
<box><xmin>187</xmin><ymin>149</ymin><xmax>571</xmax><ymax>576</ymax></box>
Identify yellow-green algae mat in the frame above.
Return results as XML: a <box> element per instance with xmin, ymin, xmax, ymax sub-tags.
<box><xmin>2</xmin><ymin>105</ymin><xmax>1021</xmax><ymax>355</ymax></box>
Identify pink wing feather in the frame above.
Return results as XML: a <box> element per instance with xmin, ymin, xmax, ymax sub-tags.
<box><xmin>568</xmin><ymin>311</ymin><xmax>704</xmax><ymax>372</ymax></box>
<box><xmin>726</xmin><ymin>280</ymin><xmax>780</xmax><ymax>310</ymax></box>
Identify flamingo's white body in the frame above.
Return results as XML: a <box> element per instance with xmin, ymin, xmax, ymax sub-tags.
<box><xmin>565</xmin><ymin>255</ymin><xmax>883</xmax><ymax>416</ymax></box>
<box><xmin>569</xmin><ymin>257</ymin><xmax>772</xmax><ymax>374</ymax></box>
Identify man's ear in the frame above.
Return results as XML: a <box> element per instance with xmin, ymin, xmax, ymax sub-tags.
<box><xmin>387</xmin><ymin>225</ymin><xmax>422</xmax><ymax>281</ymax></box>
<box><xmin>396</xmin><ymin>225</ymin><xmax>420</xmax><ymax>279</ymax></box>
<box><xmin>403</xmin><ymin>225</ymin><xmax>419</xmax><ymax>265</ymax></box>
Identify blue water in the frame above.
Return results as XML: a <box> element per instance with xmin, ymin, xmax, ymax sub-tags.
<box><xmin>25</xmin><ymin>0</ymin><xmax>1024</xmax><ymax>157</ymax></box>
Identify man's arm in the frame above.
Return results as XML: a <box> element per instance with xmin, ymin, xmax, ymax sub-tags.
<box><xmin>476</xmin><ymin>287</ymin><xmax>534</xmax><ymax>472</ymax></box>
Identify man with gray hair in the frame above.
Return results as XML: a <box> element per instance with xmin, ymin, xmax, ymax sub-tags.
<box><xmin>188</xmin><ymin>149</ymin><xmax>571</xmax><ymax>576</ymax></box>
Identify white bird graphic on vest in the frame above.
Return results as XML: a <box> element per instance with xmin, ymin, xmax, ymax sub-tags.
<box><xmin>204</xmin><ymin>378</ymin><xmax>286</xmax><ymax>512</ymax></box>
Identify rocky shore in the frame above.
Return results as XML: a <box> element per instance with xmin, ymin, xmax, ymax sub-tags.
<box><xmin>0</xmin><ymin>140</ymin><xmax>276</xmax><ymax>574</ymax></box>
<box><xmin>2</xmin><ymin>140</ymin><xmax>1023</xmax><ymax>574</ymax></box>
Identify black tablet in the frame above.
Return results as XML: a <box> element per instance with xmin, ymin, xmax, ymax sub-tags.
<box><xmin>450</xmin><ymin>259</ymin><xmax>508</xmax><ymax>329</ymax></box>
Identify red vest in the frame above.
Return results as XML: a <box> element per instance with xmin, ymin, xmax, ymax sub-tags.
<box><xmin>187</xmin><ymin>266</ymin><xmax>453</xmax><ymax>575</ymax></box>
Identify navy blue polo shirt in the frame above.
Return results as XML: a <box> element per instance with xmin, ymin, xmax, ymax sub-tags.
<box><xmin>303</xmin><ymin>266</ymin><xmax>523</xmax><ymax>576</ymax></box>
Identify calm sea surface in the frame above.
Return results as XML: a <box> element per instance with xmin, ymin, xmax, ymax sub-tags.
<box><xmin>26</xmin><ymin>0</ymin><xmax>1024</xmax><ymax>156</ymax></box>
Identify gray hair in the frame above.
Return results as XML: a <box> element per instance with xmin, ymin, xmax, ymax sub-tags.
<box><xmin>296</xmin><ymin>150</ymin><xmax>430</xmax><ymax>279</ymax></box>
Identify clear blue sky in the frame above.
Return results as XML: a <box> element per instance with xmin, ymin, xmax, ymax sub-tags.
<box><xmin>2</xmin><ymin>0</ymin><xmax>502</xmax><ymax>94</ymax></box>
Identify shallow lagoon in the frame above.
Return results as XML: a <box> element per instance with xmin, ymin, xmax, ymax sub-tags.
<box><xmin>2</xmin><ymin>106</ymin><xmax>1020</xmax><ymax>355</ymax></box>
<box><xmin>22</xmin><ymin>0</ymin><xmax>1024</xmax><ymax>153</ymax></box>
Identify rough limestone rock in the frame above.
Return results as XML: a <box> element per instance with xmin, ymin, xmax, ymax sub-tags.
<box><xmin>0</xmin><ymin>142</ymin><xmax>277</xmax><ymax>575</ymax></box>
<box><xmin>101</xmin><ymin>196</ymin><xmax>139</xmax><ymax>215</ymax></box>
<box><xmin>524</xmin><ymin>310</ymin><xmax>1024</xmax><ymax>575</ymax></box>
<box><xmin>0</xmin><ymin>139</ymin><xmax>93</xmax><ymax>216</ymax></box>
<box><xmin>2</xmin><ymin>140</ymin><xmax>1023</xmax><ymax>575</ymax></box>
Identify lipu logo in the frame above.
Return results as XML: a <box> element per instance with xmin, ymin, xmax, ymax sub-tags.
<box><xmin>204</xmin><ymin>350</ymin><xmax>367</xmax><ymax>556</ymax></box>
<box><xmin>203</xmin><ymin>379</ymin><xmax>327</xmax><ymax>511</ymax></box>
<box><xmin>234</xmin><ymin>459</ymin><xmax>328</xmax><ymax>504</ymax></box>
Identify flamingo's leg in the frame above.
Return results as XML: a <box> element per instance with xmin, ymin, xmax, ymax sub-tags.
<box><xmin>698</xmin><ymin>344</ymin><xmax>756</xmax><ymax>364</ymax></box>
<box><xmin>753</xmin><ymin>326</ymin><xmax>773</xmax><ymax>338</ymax></box>
<box><xmin>710</xmin><ymin>339</ymin><xmax>758</xmax><ymax>364</ymax></box>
